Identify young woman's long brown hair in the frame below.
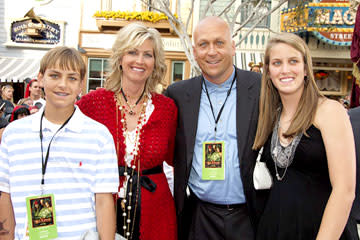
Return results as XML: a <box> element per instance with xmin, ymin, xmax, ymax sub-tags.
<box><xmin>252</xmin><ymin>33</ymin><xmax>323</xmax><ymax>150</ymax></box>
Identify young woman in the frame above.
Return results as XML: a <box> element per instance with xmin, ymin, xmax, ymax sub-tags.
<box><xmin>253</xmin><ymin>33</ymin><xmax>358</xmax><ymax>240</ymax></box>
<box><xmin>77</xmin><ymin>23</ymin><xmax>177</xmax><ymax>240</ymax></box>
<box><xmin>1</xmin><ymin>85</ymin><xmax>15</xmax><ymax>119</ymax></box>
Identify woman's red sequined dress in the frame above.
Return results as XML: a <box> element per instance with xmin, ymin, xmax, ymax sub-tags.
<box><xmin>77</xmin><ymin>88</ymin><xmax>177</xmax><ymax>240</ymax></box>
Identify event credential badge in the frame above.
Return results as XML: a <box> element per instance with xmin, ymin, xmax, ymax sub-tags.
<box><xmin>26</xmin><ymin>194</ymin><xmax>58</xmax><ymax>239</ymax></box>
<box><xmin>202</xmin><ymin>141</ymin><xmax>225</xmax><ymax>180</ymax></box>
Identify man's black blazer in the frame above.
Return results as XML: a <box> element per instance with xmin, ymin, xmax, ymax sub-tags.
<box><xmin>165</xmin><ymin>67</ymin><xmax>262</xmax><ymax>228</ymax></box>
<box><xmin>349</xmin><ymin>106</ymin><xmax>360</xmax><ymax>222</ymax></box>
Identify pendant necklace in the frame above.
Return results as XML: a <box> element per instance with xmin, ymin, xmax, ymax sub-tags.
<box><xmin>121</xmin><ymin>87</ymin><xmax>145</xmax><ymax>115</ymax></box>
<box><xmin>270</xmin><ymin>109</ymin><xmax>303</xmax><ymax>181</ymax></box>
<box><xmin>114</xmin><ymin>92</ymin><xmax>147</xmax><ymax>239</ymax></box>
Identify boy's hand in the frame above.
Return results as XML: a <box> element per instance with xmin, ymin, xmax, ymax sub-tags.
<box><xmin>0</xmin><ymin>192</ymin><xmax>14</xmax><ymax>240</ymax></box>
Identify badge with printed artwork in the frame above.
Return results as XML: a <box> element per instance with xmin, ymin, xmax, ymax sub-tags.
<box><xmin>26</xmin><ymin>194</ymin><xmax>58</xmax><ymax>239</ymax></box>
<box><xmin>202</xmin><ymin>141</ymin><xmax>225</xmax><ymax>180</ymax></box>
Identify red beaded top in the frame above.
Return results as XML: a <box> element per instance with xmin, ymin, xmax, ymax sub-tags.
<box><xmin>77</xmin><ymin>88</ymin><xmax>177</xmax><ymax>170</ymax></box>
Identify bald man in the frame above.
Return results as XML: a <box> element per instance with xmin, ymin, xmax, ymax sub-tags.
<box><xmin>165</xmin><ymin>16</ymin><xmax>262</xmax><ymax>240</ymax></box>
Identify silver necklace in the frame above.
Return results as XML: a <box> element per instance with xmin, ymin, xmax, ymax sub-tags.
<box><xmin>270</xmin><ymin>114</ymin><xmax>303</xmax><ymax>181</ymax></box>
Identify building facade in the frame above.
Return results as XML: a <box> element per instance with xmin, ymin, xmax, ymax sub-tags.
<box><xmin>0</xmin><ymin>0</ymin><xmax>354</xmax><ymax>100</ymax></box>
<box><xmin>79</xmin><ymin>0</ymin><xmax>193</xmax><ymax>93</ymax></box>
<box><xmin>281</xmin><ymin>0</ymin><xmax>354</xmax><ymax>98</ymax></box>
<box><xmin>0</xmin><ymin>0</ymin><xmax>82</xmax><ymax>102</ymax></box>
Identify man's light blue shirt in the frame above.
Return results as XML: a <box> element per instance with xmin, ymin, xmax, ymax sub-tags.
<box><xmin>188</xmin><ymin>67</ymin><xmax>246</xmax><ymax>204</ymax></box>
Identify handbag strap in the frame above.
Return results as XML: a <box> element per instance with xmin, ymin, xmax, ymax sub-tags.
<box><xmin>256</xmin><ymin>147</ymin><xmax>264</xmax><ymax>163</ymax></box>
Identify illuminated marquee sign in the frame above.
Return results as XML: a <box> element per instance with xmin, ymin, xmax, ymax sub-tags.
<box><xmin>280</xmin><ymin>0</ymin><xmax>355</xmax><ymax>46</ymax></box>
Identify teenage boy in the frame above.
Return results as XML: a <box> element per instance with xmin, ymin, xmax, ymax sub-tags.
<box><xmin>0</xmin><ymin>47</ymin><xmax>119</xmax><ymax>240</ymax></box>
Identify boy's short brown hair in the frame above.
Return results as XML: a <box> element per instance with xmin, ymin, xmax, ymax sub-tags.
<box><xmin>39</xmin><ymin>47</ymin><xmax>86</xmax><ymax>80</ymax></box>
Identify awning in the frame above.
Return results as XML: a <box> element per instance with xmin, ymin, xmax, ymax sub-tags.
<box><xmin>0</xmin><ymin>57</ymin><xmax>40</xmax><ymax>82</ymax></box>
<box><xmin>235</xmin><ymin>51</ymin><xmax>264</xmax><ymax>71</ymax></box>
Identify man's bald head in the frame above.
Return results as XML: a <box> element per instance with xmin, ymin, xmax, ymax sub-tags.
<box><xmin>192</xmin><ymin>16</ymin><xmax>235</xmax><ymax>84</ymax></box>
<box><xmin>194</xmin><ymin>16</ymin><xmax>232</xmax><ymax>44</ymax></box>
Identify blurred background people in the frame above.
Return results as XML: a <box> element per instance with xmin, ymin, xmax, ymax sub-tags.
<box><xmin>9</xmin><ymin>105</ymin><xmax>30</xmax><ymax>122</ymax></box>
<box><xmin>0</xmin><ymin>100</ymin><xmax>9</xmax><ymax>143</ymax></box>
<box><xmin>17</xmin><ymin>97</ymin><xmax>33</xmax><ymax>107</ymax></box>
<box><xmin>1</xmin><ymin>85</ymin><xmax>14</xmax><ymax>103</ymax></box>
<box><xmin>249</xmin><ymin>62</ymin><xmax>263</xmax><ymax>73</ymax></box>
<box><xmin>0</xmin><ymin>85</ymin><xmax>15</xmax><ymax>121</ymax></box>
<box><xmin>24</xmin><ymin>79</ymin><xmax>45</xmax><ymax>107</ymax></box>
<box><xmin>34</xmin><ymin>101</ymin><xmax>43</xmax><ymax>110</ymax></box>
<box><xmin>28</xmin><ymin>105</ymin><xmax>39</xmax><ymax>115</ymax></box>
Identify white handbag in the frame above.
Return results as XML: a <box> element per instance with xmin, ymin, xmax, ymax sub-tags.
<box><xmin>253</xmin><ymin>147</ymin><xmax>273</xmax><ymax>190</ymax></box>
<box><xmin>80</xmin><ymin>231</ymin><xmax>126</xmax><ymax>240</ymax></box>
<box><xmin>115</xmin><ymin>233</ymin><xmax>127</xmax><ymax>240</ymax></box>
<box><xmin>81</xmin><ymin>230</ymin><xmax>99</xmax><ymax>240</ymax></box>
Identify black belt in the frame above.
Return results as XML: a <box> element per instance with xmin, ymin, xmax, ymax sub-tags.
<box><xmin>117</xmin><ymin>165</ymin><xmax>163</xmax><ymax>240</ymax></box>
<box><xmin>119</xmin><ymin>165</ymin><xmax>162</xmax><ymax>192</ymax></box>
<box><xmin>205</xmin><ymin>201</ymin><xmax>245</xmax><ymax>210</ymax></box>
<box><xmin>190</xmin><ymin>189</ymin><xmax>245</xmax><ymax>210</ymax></box>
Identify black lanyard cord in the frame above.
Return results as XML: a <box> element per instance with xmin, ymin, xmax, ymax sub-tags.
<box><xmin>39</xmin><ymin>109</ymin><xmax>75</xmax><ymax>186</ymax></box>
<box><xmin>202</xmin><ymin>71</ymin><xmax>236</xmax><ymax>133</ymax></box>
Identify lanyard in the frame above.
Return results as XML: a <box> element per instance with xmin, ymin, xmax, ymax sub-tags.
<box><xmin>202</xmin><ymin>72</ymin><xmax>236</xmax><ymax>140</ymax></box>
<box><xmin>39</xmin><ymin>109</ymin><xmax>75</xmax><ymax>190</ymax></box>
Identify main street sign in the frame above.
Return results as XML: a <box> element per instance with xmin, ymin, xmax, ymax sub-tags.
<box><xmin>281</xmin><ymin>0</ymin><xmax>355</xmax><ymax>46</ymax></box>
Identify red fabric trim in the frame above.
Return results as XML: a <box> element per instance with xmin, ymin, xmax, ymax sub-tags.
<box><xmin>10</xmin><ymin>105</ymin><xmax>29</xmax><ymax>122</ymax></box>
<box><xmin>351</xmin><ymin>77</ymin><xmax>360</xmax><ymax>108</ymax></box>
<box><xmin>25</xmin><ymin>79</ymin><xmax>37</xmax><ymax>98</ymax></box>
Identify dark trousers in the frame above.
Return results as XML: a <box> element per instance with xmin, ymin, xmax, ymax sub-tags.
<box><xmin>179</xmin><ymin>192</ymin><xmax>255</xmax><ymax>240</ymax></box>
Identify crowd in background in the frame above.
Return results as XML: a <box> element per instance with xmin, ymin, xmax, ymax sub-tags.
<box><xmin>0</xmin><ymin>79</ymin><xmax>46</xmax><ymax>142</ymax></box>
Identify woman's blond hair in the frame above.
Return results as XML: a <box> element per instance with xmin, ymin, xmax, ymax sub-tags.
<box><xmin>1</xmin><ymin>84</ymin><xmax>14</xmax><ymax>102</ymax></box>
<box><xmin>252</xmin><ymin>33</ymin><xmax>323</xmax><ymax>150</ymax></box>
<box><xmin>104</xmin><ymin>23</ymin><xmax>167</xmax><ymax>94</ymax></box>
<box><xmin>17</xmin><ymin>97</ymin><xmax>32</xmax><ymax>105</ymax></box>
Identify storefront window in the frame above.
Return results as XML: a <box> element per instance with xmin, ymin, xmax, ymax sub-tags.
<box><xmin>199</xmin><ymin>0</ymin><xmax>271</xmax><ymax>27</ymax></box>
<box><xmin>172</xmin><ymin>61</ymin><xmax>185</xmax><ymax>83</ymax></box>
<box><xmin>313</xmin><ymin>59</ymin><xmax>353</xmax><ymax>96</ymax></box>
<box><xmin>240</xmin><ymin>0</ymin><xmax>271</xmax><ymax>28</ymax></box>
<box><xmin>88</xmin><ymin>58</ymin><xmax>109</xmax><ymax>91</ymax></box>
<box><xmin>315</xmin><ymin>70</ymin><xmax>341</xmax><ymax>92</ymax></box>
<box><xmin>200</xmin><ymin>0</ymin><xmax>235</xmax><ymax>17</ymax></box>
